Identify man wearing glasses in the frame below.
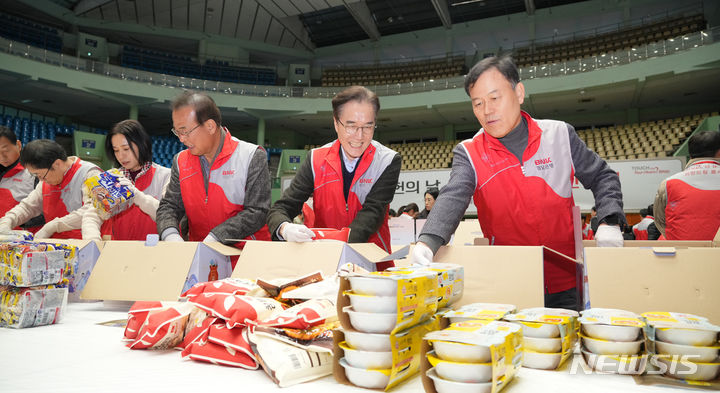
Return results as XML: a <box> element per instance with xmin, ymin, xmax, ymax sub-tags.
<box><xmin>156</xmin><ymin>91</ymin><xmax>271</xmax><ymax>249</ymax></box>
<box><xmin>0</xmin><ymin>138</ymin><xmax>100</xmax><ymax>238</ymax></box>
<box><xmin>267</xmin><ymin>86</ymin><xmax>401</xmax><ymax>270</ymax></box>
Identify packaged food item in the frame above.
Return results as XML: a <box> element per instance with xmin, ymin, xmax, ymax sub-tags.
<box><xmin>642</xmin><ymin>312</ymin><xmax>720</xmax><ymax>346</ymax></box>
<box><xmin>250</xmin><ymin>330</ymin><xmax>333</xmax><ymax>387</ymax></box>
<box><xmin>580</xmin><ymin>308</ymin><xmax>644</xmax><ymax>341</ymax></box>
<box><xmin>259</xmin><ymin>298</ymin><xmax>336</xmax><ymax>330</ymax></box>
<box><xmin>387</xmin><ymin>263</ymin><xmax>464</xmax><ymax>308</ymax></box>
<box><xmin>0</xmin><ymin>241</ymin><xmax>76</xmax><ymax>287</ymax></box>
<box><xmin>0</xmin><ymin>285</ymin><xmax>68</xmax><ymax>328</ymax></box>
<box><xmin>188</xmin><ymin>293</ymin><xmax>284</xmax><ymax>328</ymax></box>
<box><xmin>0</xmin><ymin>230</ymin><xmax>34</xmax><ymax>242</ymax></box>
<box><xmin>340</xmin><ymin>341</ymin><xmax>392</xmax><ymax>369</ymax></box>
<box><xmin>257</xmin><ymin>271</ymin><xmax>324</xmax><ymax>306</ymax></box>
<box><xmin>252</xmin><ymin>320</ymin><xmax>339</xmax><ymax>353</ymax></box>
<box><xmin>504</xmin><ymin>307</ymin><xmax>578</xmax><ymax>370</ymax></box>
<box><xmin>310</xmin><ymin>227</ymin><xmax>350</xmax><ymax>241</ymax></box>
<box><xmin>423</xmin><ymin>320</ymin><xmax>522</xmax><ymax>393</ymax></box>
<box><xmin>580</xmin><ymin>348</ymin><xmax>647</xmax><ymax>375</ymax></box>
<box><xmin>181</xmin><ymin>278</ymin><xmax>262</xmax><ymax>300</ymax></box>
<box><xmin>182</xmin><ymin>338</ymin><xmax>259</xmax><ymax>369</ymax></box>
<box><xmin>338</xmin><ymin>358</ymin><xmax>390</xmax><ymax>389</ymax></box>
<box><xmin>83</xmin><ymin>169</ymin><xmax>134</xmax><ymax>219</ymax></box>
<box><xmin>206</xmin><ymin>324</ymin><xmax>257</xmax><ymax>362</ymax></box>
<box><xmin>123</xmin><ymin>301</ymin><xmax>164</xmax><ymax>341</ymax></box>
<box><xmin>442</xmin><ymin>303</ymin><xmax>516</xmax><ymax>324</ymax></box>
<box><xmin>127</xmin><ymin>302</ymin><xmax>193</xmax><ymax>350</ymax></box>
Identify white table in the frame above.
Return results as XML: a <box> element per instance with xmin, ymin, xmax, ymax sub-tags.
<box><xmin>0</xmin><ymin>303</ymin><xmax>698</xmax><ymax>392</ymax></box>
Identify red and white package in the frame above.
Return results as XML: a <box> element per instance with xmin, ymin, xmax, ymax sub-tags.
<box><xmin>128</xmin><ymin>302</ymin><xmax>193</xmax><ymax>350</ymax></box>
<box><xmin>123</xmin><ymin>301</ymin><xmax>164</xmax><ymax>341</ymax></box>
<box><xmin>189</xmin><ymin>293</ymin><xmax>284</xmax><ymax>328</ymax></box>
<box><xmin>310</xmin><ymin>227</ymin><xmax>350</xmax><ymax>242</ymax></box>
<box><xmin>183</xmin><ymin>339</ymin><xmax>258</xmax><ymax>369</ymax></box>
<box><xmin>177</xmin><ymin>307</ymin><xmax>217</xmax><ymax>350</ymax></box>
<box><xmin>181</xmin><ymin>278</ymin><xmax>262</xmax><ymax>300</ymax></box>
<box><xmin>258</xmin><ymin>298</ymin><xmax>336</xmax><ymax>330</ymax></box>
<box><xmin>207</xmin><ymin>324</ymin><xmax>256</xmax><ymax>360</ymax></box>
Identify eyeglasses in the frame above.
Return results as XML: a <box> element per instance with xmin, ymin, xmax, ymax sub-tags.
<box><xmin>337</xmin><ymin>119</ymin><xmax>376</xmax><ymax>135</ymax></box>
<box><xmin>32</xmin><ymin>167</ymin><xmax>50</xmax><ymax>181</ymax></box>
<box><xmin>171</xmin><ymin>123</ymin><xmax>202</xmax><ymax>138</ymax></box>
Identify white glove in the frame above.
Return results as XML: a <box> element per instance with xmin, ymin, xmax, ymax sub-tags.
<box><xmin>0</xmin><ymin>218</ymin><xmax>12</xmax><ymax>234</ymax></box>
<box><xmin>412</xmin><ymin>242</ymin><xmax>434</xmax><ymax>266</ymax></box>
<box><xmin>595</xmin><ymin>224</ymin><xmax>623</xmax><ymax>247</ymax></box>
<box><xmin>203</xmin><ymin>232</ymin><xmax>219</xmax><ymax>243</ymax></box>
<box><xmin>164</xmin><ymin>233</ymin><xmax>184</xmax><ymax>242</ymax></box>
<box><xmin>35</xmin><ymin>219</ymin><xmax>60</xmax><ymax>239</ymax></box>
<box><xmin>280</xmin><ymin>223</ymin><xmax>314</xmax><ymax>242</ymax></box>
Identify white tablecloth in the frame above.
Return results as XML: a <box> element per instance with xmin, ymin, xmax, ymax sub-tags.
<box><xmin>0</xmin><ymin>303</ymin><xmax>698</xmax><ymax>392</ymax></box>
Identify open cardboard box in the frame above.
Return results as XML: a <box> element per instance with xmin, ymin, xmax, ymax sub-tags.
<box><xmin>37</xmin><ymin>238</ymin><xmax>104</xmax><ymax>299</ymax></box>
<box><xmin>81</xmin><ymin>241</ymin><xmax>241</xmax><ymax>301</ymax></box>
<box><xmin>230</xmin><ymin>240</ymin><xmax>410</xmax><ymax>280</ymax></box>
<box><xmin>409</xmin><ymin>244</ymin><xmax>580</xmax><ymax>310</ymax></box>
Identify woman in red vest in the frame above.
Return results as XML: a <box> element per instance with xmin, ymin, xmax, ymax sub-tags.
<box><xmin>82</xmin><ymin>120</ymin><xmax>171</xmax><ymax>240</ymax></box>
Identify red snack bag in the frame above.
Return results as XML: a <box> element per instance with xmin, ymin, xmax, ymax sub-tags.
<box><xmin>183</xmin><ymin>339</ymin><xmax>258</xmax><ymax>369</ymax></box>
<box><xmin>177</xmin><ymin>307</ymin><xmax>217</xmax><ymax>350</ymax></box>
<box><xmin>181</xmin><ymin>278</ymin><xmax>260</xmax><ymax>300</ymax></box>
<box><xmin>124</xmin><ymin>301</ymin><xmax>164</xmax><ymax>341</ymax></box>
<box><xmin>189</xmin><ymin>293</ymin><xmax>284</xmax><ymax>328</ymax></box>
<box><xmin>128</xmin><ymin>302</ymin><xmax>193</xmax><ymax>350</ymax></box>
<box><xmin>207</xmin><ymin>324</ymin><xmax>256</xmax><ymax>360</ymax></box>
<box><xmin>258</xmin><ymin>298</ymin><xmax>337</xmax><ymax>330</ymax></box>
<box><xmin>310</xmin><ymin>227</ymin><xmax>350</xmax><ymax>242</ymax></box>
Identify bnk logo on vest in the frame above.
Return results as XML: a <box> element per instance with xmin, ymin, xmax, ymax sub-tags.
<box><xmin>568</xmin><ymin>354</ymin><xmax>700</xmax><ymax>375</ymax></box>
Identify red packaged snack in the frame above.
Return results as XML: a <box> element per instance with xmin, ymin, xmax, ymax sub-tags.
<box><xmin>127</xmin><ymin>302</ymin><xmax>193</xmax><ymax>350</ymax></box>
<box><xmin>189</xmin><ymin>293</ymin><xmax>284</xmax><ymax>328</ymax></box>
<box><xmin>183</xmin><ymin>338</ymin><xmax>258</xmax><ymax>369</ymax></box>
<box><xmin>207</xmin><ymin>324</ymin><xmax>256</xmax><ymax>359</ymax></box>
<box><xmin>123</xmin><ymin>301</ymin><xmax>164</xmax><ymax>341</ymax></box>
<box><xmin>177</xmin><ymin>308</ymin><xmax>216</xmax><ymax>350</ymax></box>
<box><xmin>181</xmin><ymin>278</ymin><xmax>261</xmax><ymax>300</ymax></box>
<box><xmin>258</xmin><ymin>298</ymin><xmax>336</xmax><ymax>330</ymax></box>
<box><xmin>310</xmin><ymin>227</ymin><xmax>350</xmax><ymax>242</ymax></box>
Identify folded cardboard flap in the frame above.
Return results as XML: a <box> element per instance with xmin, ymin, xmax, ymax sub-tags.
<box><xmin>431</xmin><ymin>245</ymin><xmax>558</xmax><ymax>310</ymax></box>
<box><xmin>585</xmin><ymin>247</ymin><xmax>720</xmax><ymax>323</ymax></box>
<box><xmin>81</xmin><ymin>241</ymin><xmax>235</xmax><ymax>301</ymax></box>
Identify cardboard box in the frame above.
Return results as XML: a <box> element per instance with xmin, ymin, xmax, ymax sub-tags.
<box><xmin>450</xmin><ymin>220</ymin><xmax>484</xmax><ymax>246</ymax></box>
<box><xmin>584</xmin><ymin>247</ymin><xmax>720</xmax><ymax>323</ymax></box>
<box><xmin>230</xmin><ymin>241</ymin><xmax>410</xmax><ymax>280</ymax></box>
<box><xmin>423</xmin><ymin>245</ymin><xmax>579</xmax><ymax>310</ymax></box>
<box><xmin>42</xmin><ymin>239</ymin><xmax>104</xmax><ymax>297</ymax></box>
<box><xmin>81</xmin><ymin>241</ymin><xmax>241</xmax><ymax>301</ymax></box>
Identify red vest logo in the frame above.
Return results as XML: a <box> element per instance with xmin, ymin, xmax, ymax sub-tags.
<box><xmin>534</xmin><ymin>157</ymin><xmax>552</xmax><ymax>165</ymax></box>
<box><xmin>358</xmin><ymin>178</ymin><xmax>373</xmax><ymax>184</ymax></box>
<box><xmin>222</xmin><ymin>170</ymin><xmax>235</xmax><ymax>176</ymax></box>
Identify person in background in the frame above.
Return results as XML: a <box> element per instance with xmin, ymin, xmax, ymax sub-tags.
<box><xmin>267</xmin><ymin>86</ymin><xmax>401</xmax><ymax>269</ymax></box>
<box><xmin>654</xmin><ymin>130</ymin><xmax>720</xmax><ymax>240</ymax></box>
<box><xmin>646</xmin><ymin>221</ymin><xmax>661</xmax><ymax>240</ymax></box>
<box><xmin>417</xmin><ymin>187</ymin><xmax>439</xmax><ymax>219</ymax></box>
<box><xmin>82</xmin><ymin>120</ymin><xmax>171</xmax><ymax>240</ymax></box>
<box><xmin>0</xmin><ymin>126</ymin><xmax>35</xmax><ymax>223</ymax></box>
<box><xmin>0</xmin><ymin>139</ymin><xmax>100</xmax><ymax>238</ymax></box>
<box><xmin>156</xmin><ymin>91</ymin><xmax>271</xmax><ymax>245</ymax></box>
<box><xmin>400</xmin><ymin>202</ymin><xmax>419</xmax><ymax>218</ymax></box>
<box><xmin>622</xmin><ymin>223</ymin><xmax>636</xmax><ymax>240</ymax></box>
<box><xmin>590</xmin><ymin>205</ymin><xmax>599</xmax><ymax>234</ymax></box>
<box><xmin>412</xmin><ymin>55</ymin><xmax>625</xmax><ymax>310</ymax></box>
<box><xmin>632</xmin><ymin>205</ymin><xmax>654</xmax><ymax>240</ymax></box>
<box><xmin>581</xmin><ymin>213</ymin><xmax>594</xmax><ymax>240</ymax></box>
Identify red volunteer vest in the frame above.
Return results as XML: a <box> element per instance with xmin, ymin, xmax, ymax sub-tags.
<box><xmin>632</xmin><ymin>216</ymin><xmax>654</xmax><ymax>240</ymax></box>
<box><xmin>0</xmin><ymin>162</ymin><xmax>34</xmax><ymax>219</ymax></box>
<box><xmin>42</xmin><ymin>158</ymin><xmax>98</xmax><ymax>239</ymax></box>
<box><xmin>461</xmin><ymin>112</ymin><xmax>577</xmax><ymax>293</ymax></box>
<box><xmin>311</xmin><ymin>140</ymin><xmax>396</xmax><ymax>270</ymax></box>
<box><xmin>177</xmin><ymin>131</ymin><xmax>271</xmax><ymax>243</ymax></box>
<box><xmin>104</xmin><ymin>163</ymin><xmax>171</xmax><ymax>240</ymax></box>
<box><xmin>664</xmin><ymin>160</ymin><xmax>720</xmax><ymax>240</ymax></box>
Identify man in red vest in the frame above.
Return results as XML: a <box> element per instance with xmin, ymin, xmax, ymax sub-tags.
<box><xmin>412</xmin><ymin>56</ymin><xmax>625</xmax><ymax>309</ymax></box>
<box><xmin>267</xmin><ymin>86</ymin><xmax>401</xmax><ymax>270</ymax></box>
<box><xmin>0</xmin><ymin>139</ymin><xmax>100</xmax><ymax>238</ymax></box>
<box><xmin>0</xmin><ymin>126</ymin><xmax>35</xmax><ymax>222</ymax></box>
<box><xmin>654</xmin><ymin>130</ymin><xmax>720</xmax><ymax>240</ymax></box>
<box><xmin>156</xmin><ymin>91</ymin><xmax>271</xmax><ymax>245</ymax></box>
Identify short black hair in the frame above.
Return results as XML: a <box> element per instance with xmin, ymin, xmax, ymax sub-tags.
<box><xmin>688</xmin><ymin>130</ymin><xmax>720</xmax><ymax>159</ymax></box>
<box><xmin>331</xmin><ymin>86</ymin><xmax>380</xmax><ymax>121</ymax></box>
<box><xmin>20</xmin><ymin>139</ymin><xmax>67</xmax><ymax>169</ymax></box>
<box><xmin>646</xmin><ymin>204</ymin><xmax>653</xmax><ymax>217</ymax></box>
<box><xmin>0</xmin><ymin>126</ymin><xmax>18</xmax><ymax>144</ymax></box>
<box><xmin>591</xmin><ymin>206</ymin><xmax>597</xmax><ymax>212</ymax></box>
<box><xmin>639</xmin><ymin>208</ymin><xmax>647</xmax><ymax>217</ymax></box>
<box><xmin>171</xmin><ymin>90</ymin><xmax>222</xmax><ymax>129</ymax></box>
<box><xmin>106</xmin><ymin>119</ymin><xmax>153</xmax><ymax>168</ymax></box>
<box><xmin>464</xmin><ymin>55</ymin><xmax>519</xmax><ymax>96</ymax></box>
<box><xmin>425</xmin><ymin>187</ymin><xmax>439</xmax><ymax>200</ymax></box>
